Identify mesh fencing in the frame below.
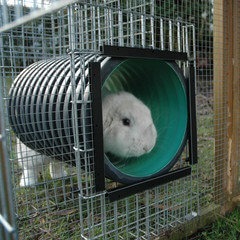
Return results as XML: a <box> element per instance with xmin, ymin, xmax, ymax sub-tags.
<box><xmin>0</xmin><ymin>0</ymin><xmax>232</xmax><ymax>239</ymax></box>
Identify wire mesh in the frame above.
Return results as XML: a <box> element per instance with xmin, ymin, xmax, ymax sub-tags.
<box><xmin>0</xmin><ymin>74</ymin><xmax>17</xmax><ymax>240</ymax></box>
<box><xmin>0</xmin><ymin>0</ymin><xmax>227</xmax><ymax>239</ymax></box>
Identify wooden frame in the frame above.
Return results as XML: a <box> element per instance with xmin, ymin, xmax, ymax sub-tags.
<box><xmin>214</xmin><ymin>0</ymin><xmax>240</xmax><ymax>213</ymax></box>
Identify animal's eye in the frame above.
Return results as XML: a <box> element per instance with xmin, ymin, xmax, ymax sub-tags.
<box><xmin>122</xmin><ymin>118</ymin><xmax>131</xmax><ymax>126</ymax></box>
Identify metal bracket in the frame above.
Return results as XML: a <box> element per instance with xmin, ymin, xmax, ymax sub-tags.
<box><xmin>187</xmin><ymin>63</ymin><xmax>198</xmax><ymax>164</ymax></box>
<box><xmin>101</xmin><ymin>45</ymin><xmax>188</xmax><ymax>61</ymax></box>
<box><xmin>89</xmin><ymin>45</ymin><xmax>197</xmax><ymax>201</ymax></box>
<box><xmin>89</xmin><ymin>62</ymin><xmax>105</xmax><ymax>192</ymax></box>
<box><xmin>107</xmin><ymin>167</ymin><xmax>192</xmax><ymax>202</ymax></box>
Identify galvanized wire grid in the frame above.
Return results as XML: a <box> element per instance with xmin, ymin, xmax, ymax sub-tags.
<box><xmin>0</xmin><ymin>0</ymin><xmax>217</xmax><ymax>239</ymax></box>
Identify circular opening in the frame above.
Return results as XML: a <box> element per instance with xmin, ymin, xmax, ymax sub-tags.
<box><xmin>102</xmin><ymin>59</ymin><xmax>188</xmax><ymax>183</ymax></box>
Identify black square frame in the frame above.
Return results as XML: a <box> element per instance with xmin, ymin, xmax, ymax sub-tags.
<box><xmin>89</xmin><ymin>45</ymin><xmax>197</xmax><ymax>202</ymax></box>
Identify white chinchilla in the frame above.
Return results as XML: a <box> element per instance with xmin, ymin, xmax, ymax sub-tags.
<box><xmin>17</xmin><ymin>91</ymin><xmax>157</xmax><ymax>186</ymax></box>
<box><xmin>102</xmin><ymin>91</ymin><xmax>157</xmax><ymax>158</ymax></box>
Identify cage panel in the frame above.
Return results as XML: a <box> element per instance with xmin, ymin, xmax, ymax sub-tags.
<box><xmin>0</xmin><ymin>0</ymin><xmax>231</xmax><ymax>239</ymax></box>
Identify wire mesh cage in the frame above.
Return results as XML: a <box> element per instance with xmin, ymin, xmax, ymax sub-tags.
<box><xmin>1</xmin><ymin>0</ymin><xmax>235</xmax><ymax>239</ymax></box>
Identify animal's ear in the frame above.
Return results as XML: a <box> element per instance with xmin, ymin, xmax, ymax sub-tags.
<box><xmin>103</xmin><ymin>114</ymin><xmax>113</xmax><ymax>130</ymax></box>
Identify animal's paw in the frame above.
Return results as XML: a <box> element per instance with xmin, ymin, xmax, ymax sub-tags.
<box><xmin>49</xmin><ymin>161</ymin><xmax>68</xmax><ymax>179</ymax></box>
<box><xmin>19</xmin><ymin>169</ymin><xmax>39</xmax><ymax>187</ymax></box>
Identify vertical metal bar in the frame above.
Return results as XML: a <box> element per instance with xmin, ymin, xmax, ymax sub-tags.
<box><xmin>194</xmin><ymin>166</ymin><xmax>200</xmax><ymax>215</ymax></box>
<box><xmin>177</xmin><ymin>21</ymin><xmax>181</xmax><ymax>52</ymax></box>
<box><xmin>70</xmin><ymin>4</ymin><xmax>76</xmax><ymax>50</ymax></box>
<box><xmin>130</xmin><ymin>12</ymin><xmax>134</xmax><ymax>47</ymax></box>
<box><xmin>21</xmin><ymin>25</ymin><xmax>26</xmax><ymax>67</ymax></box>
<box><xmin>182</xmin><ymin>26</ymin><xmax>186</xmax><ymax>53</ymax></box>
<box><xmin>154</xmin><ymin>187</ymin><xmax>160</xmax><ymax>235</ymax></box>
<box><xmin>160</xmin><ymin>18</ymin><xmax>164</xmax><ymax>50</ymax></box>
<box><xmin>118</xmin><ymin>0</ymin><xmax>123</xmax><ymax>47</ymax></box>
<box><xmin>84</xmin><ymin>4</ymin><xmax>89</xmax><ymax>50</ymax></box>
<box><xmin>14</xmin><ymin>2</ymin><xmax>21</xmax><ymax>24</ymax></box>
<box><xmin>51</xmin><ymin>14</ymin><xmax>56</xmax><ymax>56</ymax></box>
<box><xmin>141</xmin><ymin>14</ymin><xmax>146</xmax><ymax>48</ymax></box>
<box><xmin>79</xmin><ymin>59</ymin><xmax>89</xmax><ymax>194</ymax></box>
<box><xmin>184</xmin><ymin>25</ymin><xmax>189</xmax><ymax>59</ymax></box>
<box><xmin>78</xmin><ymin>5</ymin><xmax>84</xmax><ymax>50</ymax></box>
<box><xmin>114</xmin><ymin>201</ymin><xmax>118</xmax><ymax>239</ymax></box>
<box><xmin>68</xmin><ymin>6</ymin><xmax>82</xmax><ymax>191</ymax></box>
<box><xmin>100</xmin><ymin>195</ymin><xmax>107</xmax><ymax>239</ymax></box>
<box><xmin>8</xmin><ymin>35</ymin><xmax>15</xmax><ymax>81</ymax></box>
<box><xmin>31</xmin><ymin>21</ymin><xmax>37</xmax><ymax>61</ymax></box>
<box><xmin>104</xmin><ymin>0</ymin><xmax>109</xmax><ymax>44</ymax></box>
<box><xmin>86</xmin><ymin>198</ymin><xmax>91</xmax><ymax>238</ymax></box>
<box><xmin>145</xmin><ymin>191</ymin><xmax>150</xmax><ymax>237</ymax></box>
<box><xmin>191</xmin><ymin>25</ymin><xmax>197</xmax><ymax>90</ymax></box>
<box><xmin>164</xmin><ymin>184</ymin><xmax>168</xmax><ymax>227</ymax></box>
<box><xmin>182</xmin><ymin>26</ymin><xmax>188</xmax><ymax>76</ymax></box>
<box><xmin>90</xmin><ymin>197</ymin><xmax>94</xmax><ymax>238</ymax></box>
<box><xmin>91</xmin><ymin>3</ymin><xmax>96</xmax><ymax>51</ymax></box>
<box><xmin>118</xmin><ymin>10</ymin><xmax>123</xmax><ymax>46</ymax></box>
<box><xmin>2</xmin><ymin>0</ymin><xmax>9</xmax><ymax>25</ymax></box>
<box><xmin>79</xmin><ymin>197</ymin><xmax>84</xmax><ymax>237</ymax></box>
<box><xmin>41</xmin><ymin>17</ymin><xmax>46</xmax><ymax>59</ymax></box>
<box><xmin>135</xmin><ymin>194</ymin><xmax>140</xmax><ymax>239</ymax></box>
<box><xmin>150</xmin><ymin>0</ymin><xmax>155</xmax><ymax>48</ymax></box>
<box><xmin>0</xmin><ymin>74</ymin><xmax>18</xmax><ymax>240</ymax></box>
<box><xmin>97</xmin><ymin>6</ymin><xmax>102</xmax><ymax>49</ymax></box>
<box><xmin>125</xmin><ymin>198</ymin><xmax>129</xmax><ymax>239</ymax></box>
<box><xmin>58</xmin><ymin>9</ymin><xmax>63</xmax><ymax>55</ymax></box>
<box><xmin>169</xmin><ymin>20</ymin><xmax>173</xmax><ymax>51</ymax></box>
<box><xmin>109</xmin><ymin>8</ymin><xmax>113</xmax><ymax>45</ymax></box>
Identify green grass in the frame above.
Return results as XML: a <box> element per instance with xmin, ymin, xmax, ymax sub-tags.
<box><xmin>188</xmin><ymin>207</ymin><xmax>240</xmax><ymax>240</ymax></box>
<box><xmin>12</xmin><ymin>107</ymin><xmax>215</xmax><ymax>239</ymax></box>
<box><xmin>197</xmin><ymin>114</ymin><xmax>215</xmax><ymax>205</ymax></box>
<box><xmin>8</xmin><ymin>89</ymin><xmax>229</xmax><ymax>240</ymax></box>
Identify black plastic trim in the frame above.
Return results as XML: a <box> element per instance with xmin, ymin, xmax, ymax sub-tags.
<box><xmin>107</xmin><ymin>167</ymin><xmax>192</xmax><ymax>202</ymax></box>
<box><xmin>101</xmin><ymin>45</ymin><xmax>188</xmax><ymax>61</ymax></box>
<box><xmin>89</xmin><ymin>62</ymin><xmax>106</xmax><ymax>192</ymax></box>
<box><xmin>187</xmin><ymin>64</ymin><xmax>198</xmax><ymax>164</ymax></box>
<box><xmin>88</xmin><ymin>45</ymin><xmax>198</xmax><ymax>200</ymax></box>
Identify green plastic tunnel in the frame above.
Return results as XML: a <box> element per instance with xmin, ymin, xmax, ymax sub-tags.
<box><xmin>102</xmin><ymin>59</ymin><xmax>188</xmax><ymax>183</ymax></box>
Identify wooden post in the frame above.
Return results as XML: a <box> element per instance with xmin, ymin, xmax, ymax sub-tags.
<box><xmin>214</xmin><ymin>0</ymin><xmax>240</xmax><ymax>213</ymax></box>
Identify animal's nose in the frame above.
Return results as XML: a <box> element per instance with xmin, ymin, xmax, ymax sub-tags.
<box><xmin>143</xmin><ymin>145</ymin><xmax>152</xmax><ymax>153</ymax></box>
<box><xmin>143</xmin><ymin>146</ymin><xmax>148</xmax><ymax>152</ymax></box>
